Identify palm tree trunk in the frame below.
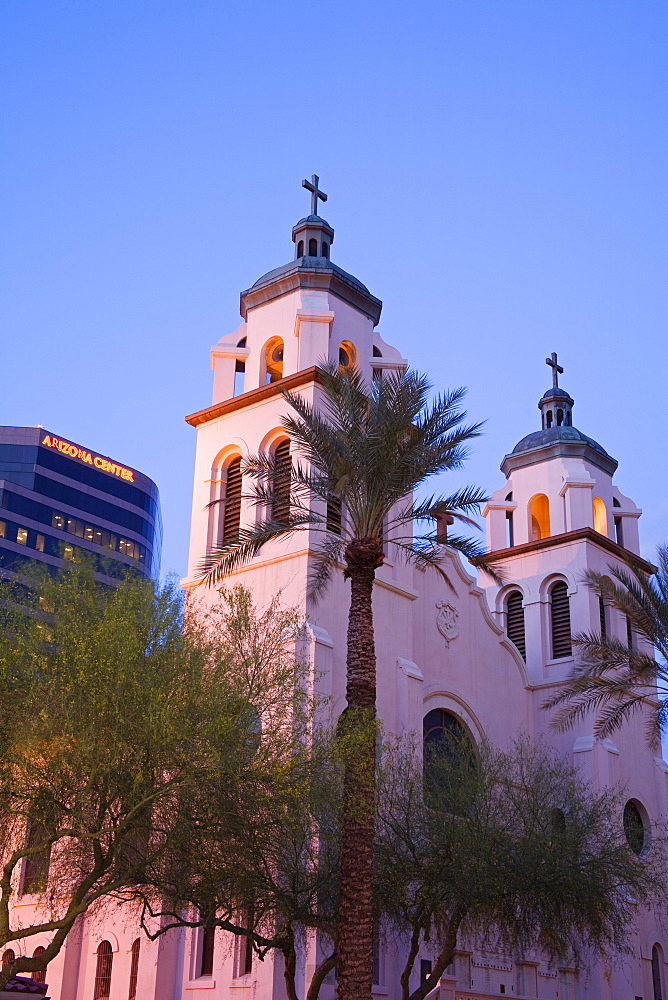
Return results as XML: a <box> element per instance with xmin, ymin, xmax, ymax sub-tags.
<box><xmin>337</xmin><ymin>553</ymin><xmax>379</xmax><ymax>1000</ymax></box>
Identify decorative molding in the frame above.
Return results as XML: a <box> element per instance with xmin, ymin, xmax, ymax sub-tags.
<box><xmin>435</xmin><ymin>602</ymin><xmax>459</xmax><ymax>646</ymax></box>
<box><xmin>487</xmin><ymin>527</ymin><xmax>656</xmax><ymax>574</ymax></box>
<box><xmin>293</xmin><ymin>308</ymin><xmax>335</xmax><ymax>338</ymax></box>
<box><xmin>397</xmin><ymin>657</ymin><xmax>423</xmax><ymax>680</ymax></box>
<box><xmin>185</xmin><ymin>368</ymin><xmax>319</xmax><ymax>427</ymax></box>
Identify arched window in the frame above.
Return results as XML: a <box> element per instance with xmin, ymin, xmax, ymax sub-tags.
<box><xmin>308</xmin><ymin>238</ymin><xmax>318</xmax><ymax>256</ymax></box>
<box><xmin>550</xmin><ymin>581</ymin><xmax>572</xmax><ymax>658</ymax></box>
<box><xmin>32</xmin><ymin>946</ymin><xmax>47</xmax><ymax>984</ymax></box>
<box><xmin>505</xmin><ymin>491</ymin><xmax>514</xmax><ymax>547</ymax></box>
<box><xmin>529</xmin><ymin>494</ymin><xmax>550</xmax><ymax>541</ymax></box>
<box><xmin>262</xmin><ymin>338</ymin><xmax>284</xmax><ymax>384</ymax></box>
<box><xmin>22</xmin><ymin>802</ymin><xmax>53</xmax><ymax>895</ymax></box>
<box><xmin>505</xmin><ymin>590</ymin><xmax>526</xmax><ymax>661</ymax></box>
<box><xmin>222</xmin><ymin>457</ymin><xmax>242</xmax><ymax>545</ymax></box>
<box><xmin>423</xmin><ymin>709</ymin><xmax>476</xmax><ymax>810</ymax></box>
<box><xmin>321</xmin><ymin>241</ymin><xmax>329</xmax><ymax>258</ymax></box>
<box><xmin>593</xmin><ymin>497</ymin><xmax>607</xmax><ymax>535</ymax></box>
<box><xmin>2</xmin><ymin>950</ymin><xmax>15</xmax><ymax>970</ymax></box>
<box><xmin>271</xmin><ymin>439</ymin><xmax>291</xmax><ymax>524</ymax></box>
<box><xmin>128</xmin><ymin>939</ymin><xmax>140</xmax><ymax>999</ymax></box>
<box><xmin>623</xmin><ymin>799</ymin><xmax>649</xmax><ymax>856</ymax></box>
<box><xmin>556</xmin><ymin>408</ymin><xmax>564</xmax><ymax>426</ymax></box>
<box><xmin>93</xmin><ymin>941</ymin><xmax>113</xmax><ymax>999</ymax></box>
<box><xmin>546</xmin><ymin>409</ymin><xmax>553</xmax><ymax>428</ymax></box>
<box><xmin>338</xmin><ymin>341</ymin><xmax>355</xmax><ymax>370</ymax></box>
<box><xmin>652</xmin><ymin>944</ymin><xmax>664</xmax><ymax>1000</ymax></box>
<box><xmin>297</xmin><ymin>240</ymin><xmax>304</xmax><ymax>257</ymax></box>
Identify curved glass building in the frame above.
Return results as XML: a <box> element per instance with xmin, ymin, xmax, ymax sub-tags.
<box><xmin>0</xmin><ymin>427</ymin><xmax>161</xmax><ymax>583</ymax></box>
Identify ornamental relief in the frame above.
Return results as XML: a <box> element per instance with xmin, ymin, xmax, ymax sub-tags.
<box><xmin>435</xmin><ymin>602</ymin><xmax>459</xmax><ymax>647</ymax></box>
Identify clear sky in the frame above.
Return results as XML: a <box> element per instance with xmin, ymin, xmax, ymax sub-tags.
<box><xmin>2</xmin><ymin>0</ymin><xmax>667</xmax><ymax>578</ymax></box>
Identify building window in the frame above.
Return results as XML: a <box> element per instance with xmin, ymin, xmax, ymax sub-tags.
<box><xmin>623</xmin><ymin>799</ymin><xmax>649</xmax><ymax>856</ymax></box>
<box><xmin>2</xmin><ymin>950</ymin><xmax>15</xmax><ymax>970</ymax></box>
<box><xmin>326</xmin><ymin>495</ymin><xmax>342</xmax><ymax>535</ymax></box>
<box><xmin>598</xmin><ymin>596</ymin><xmax>607</xmax><ymax>640</ymax></box>
<box><xmin>423</xmin><ymin>709</ymin><xmax>476</xmax><ymax>809</ymax></box>
<box><xmin>308</xmin><ymin>238</ymin><xmax>318</xmax><ymax>255</ymax></box>
<box><xmin>36</xmin><ymin>534</ymin><xmax>45</xmax><ymax>552</ymax></box>
<box><xmin>32</xmin><ymin>946</ymin><xmax>47</xmax><ymax>984</ymax></box>
<box><xmin>550</xmin><ymin>581</ymin><xmax>572</xmax><ymax>659</ymax></box>
<box><xmin>297</xmin><ymin>240</ymin><xmax>304</xmax><ymax>257</ymax></box>
<box><xmin>529</xmin><ymin>494</ymin><xmax>550</xmax><ymax>541</ymax></box>
<box><xmin>63</xmin><ymin>544</ymin><xmax>75</xmax><ymax>562</ymax></box>
<box><xmin>222</xmin><ymin>457</ymin><xmax>242</xmax><ymax>545</ymax></box>
<box><xmin>321</xmin><ymin>241</ymin><xmax>329</xmax><ymax>258</ymax></box>
<box><xmin>234</xmin><ymin>930</ymin><xmax>252</xmax><ymax>978</ymax></box>
<box><xmin>652</xmin><ymin>944</ymin><xmax>664</xmax><ymax>1000</ymax></box>
<box><xmin>271</xmin><ymin>440</ymin><xmax>291</xmax><ymax>524</ymax></box>
<box><xmin>0</xmin><ymin>521</ymin><xmax>5</xmax><ymax>538</ymax></box>
<box><xmin>420</xmin><ymin>959</ymin><xmax>432</xmax><ymax>985</ymax></box>
<box><xmin>128</xmin><ymin>938</ymin><xmax>140</xmax><ymax>999</ymax></box>
<box><xmin>51</xmin><ymin>513</ymin><xmax>65</xmax><ymax>530</ymax></box>
<box><xmin>505</xmin><ymin>590</ymin><xmax>526</xmax><ymax>661</ymax></box>
<box><xmin>614</xmin><ymin>516</ymin><xmax>624</xmax><ymax>546</ymax></box>
<box><xmin>234</xmin><ymin>359</ymin><xmax>245</xmax><ymax>397</ymax></box>
<box><xmin>626</xmin><ymin>615</ymin><xmax>634</xmax><ymax>650</ymax></box>
<box><xmin>262</xmin><ymin>338</ymin><xmax>284</xmax><ymax>384</ymax></box>
<box><xmin>593</xmin><ymin>497</ymin><xmax>607</xmax><ymax>535</ymax></box>
<box><xmin>16</xmin><ymin>527</ymin><xmax>28</xmax><ymax>545</ymax></box>
<box><xmin>22</xmin><ymin>810</ymin><xmax>52</xmax><ymax>895</ymax></box>
<box><xmin>200</xmin><ymin>928</ymin><xmax>215</xmax><ymax>977</ymax></box>
<box><xmin>93</xmin><ymin>941</ymin><xmax>113</xmax><ymax>999</ymax></box>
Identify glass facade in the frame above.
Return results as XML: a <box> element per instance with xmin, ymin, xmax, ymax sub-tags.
<box><xmin>0</xmin><ymin>427</ymin><xmax>161</xmax><ymax>583</ymax></box>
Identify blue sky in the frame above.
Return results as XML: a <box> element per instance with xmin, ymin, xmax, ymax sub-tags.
<box><xmin>2</xmin><ymin>1</ymin><xmax>667</xmax><ymax>578</ymax></box>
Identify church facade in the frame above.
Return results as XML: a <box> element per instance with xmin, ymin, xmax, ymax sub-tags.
<box><xmin>10</xmin><ymin>186</ymin><xmax>668</xmax><ymax>1000</ymax></box>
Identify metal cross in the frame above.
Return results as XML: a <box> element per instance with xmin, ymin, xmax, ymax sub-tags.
<box><xmin>302</xmin><ymin>174</ymin><xmax>327</xmax><ymax>216</ymax></box>
<box><xmin>545</xmin><ymin>352</ymin><xmax>564</xmax><ymax>388</ymax></box>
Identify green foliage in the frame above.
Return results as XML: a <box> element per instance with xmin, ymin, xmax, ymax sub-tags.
<box><xmin>199</xmin><ymin>362</ymin><xmax>495</xmax><ymax>590</ymax></box>
<box><xmin>543</xmin><ymin>545</ymin><xmax>668</xmax><ymax>745</ymax></box>
<box><xmin>376</xmin><ymin>736</ymin><xmax>664</xmax><ymax>1000</ymax></box>
<box><xmin>0</xmin><ymin>567</ymin><xmax>303</xmax><ymax>988</ymax></box>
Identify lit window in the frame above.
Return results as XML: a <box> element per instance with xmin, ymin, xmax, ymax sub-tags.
<box><xmin>63</xmin><ymin>545</ymin><xmax>75</xmax><ymax>562</ymax></box>
<box><xmin>0</xmin><ymin>521</ymin><xmax>5</xmax><ymax>538</ymax></box>
<box><xmin>36</xmin><ymin>535</ymin><xmax>45</xmax><ymax>552</ymax></box>
<box><xmin>16</xmin><ymin>528</ymin><xmax>28</xmax><ymax>546</ymax></box>
<box><xmin>85</xmin><ymin>526</ymin><xmax>94</xmax><ymax>542</ymax></box>
<box><xmin>52</xmin><ymin>513</ymin><xmax>65</xmax><ymax>530</ymax></box>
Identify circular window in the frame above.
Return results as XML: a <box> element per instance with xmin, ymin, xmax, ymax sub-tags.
<box><xmin>623</xmin><ymin>799</ymin><xmax>649</xmax><ymax>855</ymax></box>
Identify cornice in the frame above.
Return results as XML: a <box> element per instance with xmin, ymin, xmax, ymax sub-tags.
<box><xmin>185</xmin><ymin>367</ymin><xmax>319</xmax><ymax>427</ymax></box>
<box><xmin>487</xmin><ymin>527</ymin><xmax>655</xmax><ymax>574</ymax></box>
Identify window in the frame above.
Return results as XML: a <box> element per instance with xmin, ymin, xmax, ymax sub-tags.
<box><xmin>32</xmin><ymin>946</ymin><xmax>47</xmax><ymax>984</ymax></box>
<box><xmin>593</xmin><ymin>497</ymin><xmax>607</xmax><ymax>535</ymax></box>
<box><xmin>623</xmin><ymin>800</ymin><xmax>649</xmax><ymax>856</ymax></box>
<box><xmin>16</xmin><ymin>527</ymin><xmax>28</xmax><ymax>545</ymax></box>
<box><xmin>36</xmin><ymin>534</ymin><xmax>45</xmax><ymax>552</ymax></box>
<box><xmin>626</xmin><ymin>615</ymin><xmax>634</xmax><ymax>650</ymax></box>
<box><xmin>200</xmin><ymin>928</ymin><xmax>215</xmax><ymax>977</ymax></box>
<box><xmin>372</xmin><ymin>346</ymin><xmax>382</xmax><ymax>358</ymax></box>
<box><xmin>308</xmin><ymin>238</ymin><xmax>317</xmax><ymax>255</ymax></box>
<box><xmin>505</xmin><ymin>591</ymin><xmax>526</xmax><ymax>661</ymax></box>
<box><xmin>599</xmin><ymin>595</ymin><xmax>607</xmax><ymax>640</ymax></box>
<box><xmin>529</xmin><ymin>494</ymin><xmax>550</xmax><ymax>541</ymax></box>
<box><xmin>652</xmin><ymin>944</ymin><xmax>664</xmax><ymax>1000</ymax></box>
<box><xmin>222</xmin><ymin>457</ymin><xmax>242</xmax><ymax>544</ymax></box>
<box><xmin>420</xmin><ymin>959</ymin><xmax>432</xmax><ymax>985</ymax></box>
<box><xmin>546</xmin><ymin>409</ymin><xmax>553</xmax><ymax>428</ymax></box>
<box><xmin>22</xmin><ymin>809</ymin><xmax>53</xmax><ymax>895</ymax></box>
<box><xmin>126</xmin><ymin>938</ymin><xmax>140</xmax><ymax>998</ymax></box>
<box><xmin>321</xmin><ymin>241</ymin><xmax>329</xmax><ymax>258</ymax></box>
<box><xmin>234</xmin><ymin>359</ymin><xmax>245</xmax><ymax>397</ymax></box>
<box><xmin>94</xmin><ymin>941</ymin><xmax>113</xmax><ymax>998</ymax></box>
<box><xmin>297</xmin><ymin>240</ymin><xmax>304</xmax><ymax>257</ymax></box>
<box><xmin>234</xmin><ymin>927</ymin><xmax>252</xmax><ymax>977</ymax></box>
<box><xmin>52</xmin><ymin>513</ymin><xmax>65</xmax><ymax>529</ymax></box>
<box><xmin>262</xmin><ymin>338</ymin><xmax>284</xmax><ymax>384</ymax></box>
<box><xmin>63</xmin><ymin>544</ymin><xmax>75</xmax><ymax>562</ymax></box>
<box><xmin>550</xmin><ymin>581</ymin><xmax>572</xmax><ymax>659</ymax></box>
<box><xmin>2</xmin><ymin>950</ymin><xmax>15</xmax><ymax>970</ymax></box>
<box><xmin>614</xmin><ymin>516</ymin><xmax>624</xmax><ymax>546</ymax></box>
<box><xmin>271</xmin><ymin>440</ymin><xmax>291</xmax><ymax>524</ymax></box>
<box><xmin>0</xmin><ymin>521</ymin><xmax>5</xmax><ymax>538</ymax></box>
<box><xmin>326</xmin><ymin>495</ymin><xmax>342</xmax><ymax>535</ymax></box>
<box><xmin>338</xmin><ymin>341</ymin><xmax>355</xmax><ymax>370</ymax></box>
<box><xmin>423</xmin><ymin>709</ymin><xmax>477</xmax><ymax>809</ymax></box>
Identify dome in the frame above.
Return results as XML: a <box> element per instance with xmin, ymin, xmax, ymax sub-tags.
<box><xmin>511</xmin><ymin>425</ymin><xmax>611</xmax><ymax>458</ymax></box>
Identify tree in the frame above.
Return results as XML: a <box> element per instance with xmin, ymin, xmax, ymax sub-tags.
<box><xmin>376</xmin><ymin>736</ymin><xmax>664</xmax><ymax>1000</ymax></box>
<box><xmin>543</xmin><ymin>545</ymin><xmax>668</xmax><ymax>745</ymax></box>
<box><xmin>0</xmin><ymin>566</ymin><xmax>297</xmax><ymax>990</ymax></box>
<box><xmin>199</xmin><ymin>362</ymin><xmax>492</xmax><ymax>1000</ymax></box>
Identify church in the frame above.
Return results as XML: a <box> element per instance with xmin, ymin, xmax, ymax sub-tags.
<box><xmin>10</xmin><ymin>180</ymin><xmax>668</xmax><ymax>1000</ymax></box>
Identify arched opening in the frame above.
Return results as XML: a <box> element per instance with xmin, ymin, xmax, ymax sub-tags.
<box><xmin>423</xmin><ymin>709</ymin><xmax>477</xmax><ymax>811</ymax></box>
<box><xmin>32</xmin><ymin>946</ymin><xmax>47</xmax><ymax>984</ymax></box>
<box><xmin>2</xmin><ymin>950</ymin><xmax>15</xmax><ymax>971</ymax></box>
<box><xmin>297</xmin><ymin>240</ymin><xmax>304</xmax><ymax>257</ymax></box>
<box><xmin>338</xmin><ymin>341</ymin><xmax>356</xmax><ymax>370</ymax></box>
<box><xmin>321</xmin><ymin>241</ymin><xmax>329</xmax><ymax>258</ymax></box>
<box><xmin>593</xmin><ymin>497</ymin><xmax>607</xmax><ymax>535</ymax></box>
<box><xmin>271</xmin><ymin>439</ymin><xmax>291</xmax><ymax>524</ymax></box>
<box><xmin>505</xmin><ymin>590</ymin><xmax>526</xmax><ymax>661</ymax></box>
<box><xmin>308</xmin><ymin>238</ymin><xmax>318</xmax><ymax>256</ymax></box>
<box><xmin>529</xmin><ymin>494</ymin><xmax>550</xmax><ymax>541</ymax></box>
<box><xmin>546</xmin><ymin>409</ymin><xmax>553</xmax><ymax>428</ymax></box>
<box><xmin>550</xmin><ymin>581</ymin><xmax>572</xmax><ymax>658</ymax></box>
<box><xmin>221</xmin><ymin>457</ymin><xmax>242</xmax><ymax>545</ymax></box>
<box><xmin>262</xmin><ymin>338</ymin><xmax>284</xmax><ymax>384</ymax></box>
<box><xmin>565</xmin><ymin>411</ymin><xmax>572</xmax><ymax>425</ymax></box>
<box><xmin>372</xmin><ymin>346</ymin><xmax>382</xmax><ymax>357</ymax></box>
<box><xmin>94</xmin><ymin>941</ymin><xmax>113</xmax><ymax>999</ymax></box>
<box><xmin>128</xmin><ymin>939</ymin><xmax>140</xmax><ymax>999</ymax></box>
<box><xmin>505</xmin><ymin>492</ymin><xmax>514</xmax><ymax>547</ymax></box>
<box><xmin>556</xmin><ymin>408</ymin><xmax>564</xmax><ymax>426</ymax></box>
<box><xmin>200</xmin><ymin>927</ymin><xmax>215</xmax><ymax>977</ymax></box>
<box><xmin>623</xmin><ymin>799</ymin><xmax>650</xmax><ymax>856</ymax></box>
<box><xmin>652</xmin><ymin>944</ymin><xmax>664</xmax><ymax>1000</ymax></box>
<box><xmin>22</xmin><ymin>798</ymin><xmax>54</xmax><ymax>895</ymax></box>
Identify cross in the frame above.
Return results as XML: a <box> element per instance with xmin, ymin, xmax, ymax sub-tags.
<box><xmin>545</xmin><ymin>352</ymin><xmax>564</xmax><ymax>388</ymax></box>
<box><xmin>302</xmin><ymin>174</ymin><xmax>327</xmax><ymax>216</ymax></box>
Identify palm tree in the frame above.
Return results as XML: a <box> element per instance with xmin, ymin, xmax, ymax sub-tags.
<box><xmin>544</xmin><ymin>545</ymin><xmax>668</xmax><ymax>747</ymax></box>
<box><xmin>199</xmin><ymin>362</ymin><xmax>492</xmax><ymax>1000</ymax></box>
